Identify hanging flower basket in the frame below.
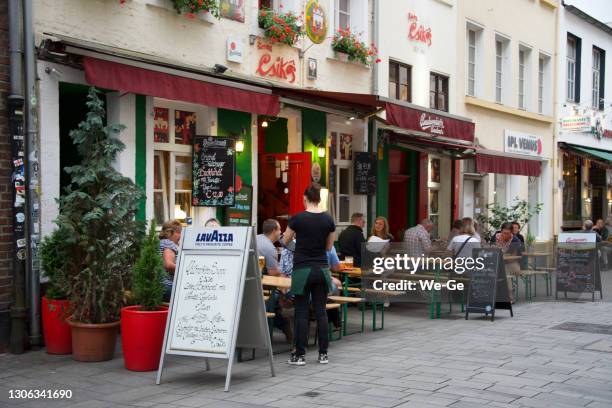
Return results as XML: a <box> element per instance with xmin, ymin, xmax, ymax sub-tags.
<box><xmin>258</xmin><ymin>8</ymin><xmax>304</xmax><ymax>47</ymax></box>
<box><xmin>172</xmin><ymin>0</ymin><xmax>220</xmax><ymax>19</ymax></box>
<box><xmin>331</xmin><ymin>28</ymin><xmax>380</xmax><ymax>66</ymax></box>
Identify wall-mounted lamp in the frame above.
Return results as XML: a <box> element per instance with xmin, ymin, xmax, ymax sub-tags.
<box><xmin>317</xmin><ymin>145</ymin><xmax>326</xmax><ymax>158</ymax></box>
<box><xmin>261</xmin><ymin>120</ymin><xmax>269</xmax><ymax>128</ymax></box>
<box><xmin>236</xmin><ymin>139</ymin><xmax>245</xmax><ymax>153</ymax></box>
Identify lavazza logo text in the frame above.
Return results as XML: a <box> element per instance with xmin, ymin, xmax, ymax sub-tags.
<box><xmin>195</xmin><ymin>230</ymin><xmax>234</xmax><ymax>247</ymax></box>
<box><xmin>419</xmin><ymin>113</ymin><xmax>445</xmax><ymax>135</ymax></box>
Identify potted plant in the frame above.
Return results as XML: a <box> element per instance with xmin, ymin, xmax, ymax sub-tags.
<box><xmin>331</xmin><ymin>28</ymin><xmax>380</xmax><ymax>66</ymax></box>
<box><xmin>172</xmin><ymin>0</ymin><xmax>220</xmax><ymax>20</ymax></box>
<box><xmin>55</xmin><ymin>88</ymin><xmax>144</xmax><ymax>362</ymax></box>
<box><xmin>121</xmin><ymin>220</ymin><xmax>168</xmax><ymax>371</ymax></box>
<box><xmin>40</xmin><ymin>228</ymin><xmax>72</xmax><ymax>355</ymax></box>
<box><xmin>258</xmin><ymin>7</ymin><xmax>303</xmax><ymax>47</ymax></box>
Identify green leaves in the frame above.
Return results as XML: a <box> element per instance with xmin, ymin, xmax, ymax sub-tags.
<box><xmin>53</xmin><ymin>87</ymin><xmax>145</xmax><ymax>324</ymax></box>
<box><xmin>476</xmin><ymin>199</ymin><xmax>543</xmax><ymax>243</ymax></box>
<box><xmin>131</xmin><ymin>220</ymin><xmax>166</xmax><ymax>311</ymax></box>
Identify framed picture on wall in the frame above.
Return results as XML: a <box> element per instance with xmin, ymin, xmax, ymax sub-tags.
<box><xmin>307</xmin><ymin>58</ymin><xmax>317</xmax><ymax>79</ymax></box>
<box><xmin>429</xmin><ymin>190</ymin><xmax>439</xmax><ymax>214</ymax></box>
<box><xmin>340</xmin><ymin>133</ymin><xmax>353</xmax><ymax>160</ymax></box>
<box><xmin>430</xmin><ymin>158</ymin><xmax>440</xmax><ymax>183</ymax></box>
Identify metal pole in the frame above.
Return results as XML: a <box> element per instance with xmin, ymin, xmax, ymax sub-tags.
<box><xmin>7</xmin><ymin>0</ymin><xmax>27</xmax><ymax>354</ymax></box>
<box><xmin>23</xmin><ymin>0</ymin><xmax>42</xmax><ymax>348</ymax></box>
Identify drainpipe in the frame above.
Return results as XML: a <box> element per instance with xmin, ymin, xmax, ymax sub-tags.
<box><xmin>23</xmin><ymin>0</ymin><xmax>42</xmax><ymax>348</ymax></box>
<box><xmin>372</xmin><ymin>0</ymin><xmax>380</xmax><ymax>95</ymax></box>
<box><xmin>551</xmin><ymin>3</ymin><xmax>560</xmax><ymax>242</ymax></box>
<box><xmin>7</xmin><ymin>0</ymin><xmax>26</xmax><ymax>354</ymax></box>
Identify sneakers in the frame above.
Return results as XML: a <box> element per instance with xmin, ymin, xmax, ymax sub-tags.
<box><xmin>287</xmin><ymin>353</ymin><xmax>329</xmax><ymax>365</ymax></box>
<box><xmin>287</xmin><ymin>353</ymin><xmax>306</xmax><ymax>366</ymax></box>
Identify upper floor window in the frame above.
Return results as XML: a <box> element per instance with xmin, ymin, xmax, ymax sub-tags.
<box><xmin>389</xmin><ymin>60</ymin><xmax>412</xmax><ymax>102</ymax></box>
<box><xmin>334</xmin><ymin>0</ymin><xmax>368</xmax><ymax>42</ymax></box>
<box><xmin>338</xmin><ymin>0</ymin><xmax>350</xmax><ymax>29</ymax></box>
<box><xmin>567</xmin><ymin>34</ymin><xmax>581</xmax><ymax>102</ymax></box>
<box><xmin>467</xmin><ymin>28</ymin><xmax>477</xmax><ymax>96</ymax></box>
<box><xmin>518</xmin><ymin>50</ymin><xmax>526</xmax><ymax>109</ymax></box>
<box><xmin>593</xmin><ymin>47</ymin><xmax>601</xmax><ymax>109</ymax></box>
<box><xmin>538</xmin><ymin>56</ymin><xmax>544</xmax><ymax>113</ymax></box>
<box><xmin>495</xmin><ymin>40</ymin><xmax>503</xmax><ymax>103</ymax></box>
<box><xmin>430</xmin><ymin>73</ymin><xmax>449</xmax><ymax>112</ymax></box>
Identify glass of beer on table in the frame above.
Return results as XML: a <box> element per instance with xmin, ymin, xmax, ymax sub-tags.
<box><xmin>258</xmin><ymin>256</ymin><xmax>265</xmax><ymax>272</ymax></box>
<box><xmin>344</xmin><ymin>256</ymin><xmax>353</xmax><ymax>269</ymax></box>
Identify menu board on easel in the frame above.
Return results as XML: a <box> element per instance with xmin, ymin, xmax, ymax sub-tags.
<box><xmin>192</xmin><ymin>136</ymin><xmax>235</xmax><ymax>207</ymax></box>
<box><xmin>556</xmin><ymin>233</ymin><xmax>602</xmax><ymax>301</ymax></box>
<box><xmin>225</xmin><ymin>185</ymin><xmax>253</xmax><ymax>227</ymax></box>
<box><xmin>353</xmin><ymin>152</ymin><xmax>377</xmax><ymax>195</ymax></box>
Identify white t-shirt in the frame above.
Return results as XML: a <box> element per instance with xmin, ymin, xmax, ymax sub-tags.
<box><xmin>447</xmin><ymin>234</ymin><xmax>481</xmax><ymax>258</ymax></box>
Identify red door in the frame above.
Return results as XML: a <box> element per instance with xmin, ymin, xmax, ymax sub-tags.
<box><xmin>258</xmin><ymin>152</ymin><xmax>312</xmax><ymax>231</ymax></box>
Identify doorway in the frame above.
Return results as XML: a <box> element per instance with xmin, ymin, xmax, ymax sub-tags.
<box><xmin>387</xmin><ymin>148</ymin><xmax>419</xmax><ymax>241</ymax></box>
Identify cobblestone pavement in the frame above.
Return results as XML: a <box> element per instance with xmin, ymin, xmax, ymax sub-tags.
<box><xmin>2</xmin><ymin>272</ymin><xmax>612</xmax><ymax>408</ymax></box>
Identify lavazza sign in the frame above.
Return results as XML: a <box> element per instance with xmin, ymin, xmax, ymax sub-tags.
<box><xmin>504</xmin><ymin>129</ymin><xmax>542</xmax><ymax>157</ymax></box>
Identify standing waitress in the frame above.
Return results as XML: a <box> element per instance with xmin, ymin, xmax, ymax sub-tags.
<box><xmin>282</xmin><ymin>184</ymin><xmax>335</xmax><ymax>366</ymax></box>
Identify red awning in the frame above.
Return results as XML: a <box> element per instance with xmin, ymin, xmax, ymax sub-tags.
<box><xmin>476</xmin><ymin>153</ymin><xmax>541</xmax><ymax>176</ymax></box>
<box><xmin>385</xmin><ymin>102</ymin><xmax>475</xmax><ymax>143</ymax></box>
<box><xmin>83</xmin><ymin>57</ymin><xmax>280</xmax><ymax>116</ymax></box>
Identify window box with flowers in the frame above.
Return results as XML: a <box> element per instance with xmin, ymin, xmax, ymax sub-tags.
<box><xmin>258</xmin><ymin>8</ymin><xmax>303</xmax><ymax>47</ymax></box>
<box><xmin>331</xmin><ymin>28</ymin><xmax>380</xmax><ymax>66</ymax></box>
<box><xmin>144</xmin><ymin>0</ymin><xmax>220</xmax><ymax>23</ymax></box>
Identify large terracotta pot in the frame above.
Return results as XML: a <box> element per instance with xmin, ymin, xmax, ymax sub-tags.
<box><xmin>42</xmin><ymin>296</ymin><xmax>72</xmax><ymax>354</ymax></box>
<box><xmin>121</xmin><ymin>306</ymin><xmax>169</xmax><ymax>371</ymax></box>
<box><xmin>67</xmin><ymin>319</ymin><xmax>120</xmax><ymax>362</ymax></box>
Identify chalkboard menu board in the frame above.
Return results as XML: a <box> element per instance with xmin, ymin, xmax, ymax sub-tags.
<box><xmin>192</xmin><ymin>136</ymin><xmax>235</xmax><ymax>207</ymax></box>
<box><xmin>354</xmin><ymin>152</ymin><xmax>376</xmax><ymax>195</ymax></box>
<box><xmin>465</xmin><ymin>247</ymin><xmax>512</xmax><ymax>321</ymax></box>
<box><xmin>224</xmin><ymin>185</ymin><xmax>253</xmax><ymax>227</ymax></box>
<box><xmin>556</xmin><ymin>233</ymin><xmax>602</xmax><ymax>301</ymax></box>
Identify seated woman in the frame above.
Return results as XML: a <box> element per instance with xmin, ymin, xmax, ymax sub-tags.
<box><xmin>369</xmin><ymin>216</ymin><xmax>394</xmax><ymax>241</ymax></box>
<box><xmin>159</xmin><ymin>220</ymin><xmax>182</xmax><ymax>302</ymax></box>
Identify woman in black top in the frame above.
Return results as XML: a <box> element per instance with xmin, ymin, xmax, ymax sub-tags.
<box><xmin>282</xmin><ymin>184</ymin><xmax>335</xmax><ymax>366</ymax></box>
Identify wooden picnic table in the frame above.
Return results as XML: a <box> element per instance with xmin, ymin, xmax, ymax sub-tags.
<box><xmin>504</xmin><ymin>255</ymin><xmax>522</xmax><ymax>262</ymax></box>
<box><xmin>261</xmin><ymin>275</ymin><xmax>291</xmax><ymax>289</ymax></box>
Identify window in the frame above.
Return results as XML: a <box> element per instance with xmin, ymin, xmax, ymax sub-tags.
<box><xmin>562</xmin><ymin>154</ymin><xmax>581</xmax><ymax>225</ymax></box>
<box><xmin>593</xmin><ymin>47</ymin><xmax>606</xmax><ymax>110</ymax></box>
<box><xmin>429</xmin><ymin>73</ymin><xmax>449</xmax><ymax>112</ymax></box>
<box><xmin>567</xmin><ymin>34</ymin><xmax>581</xmax><ymax>102</ymax></box>
<box><xmin>519</xmin><ymin>50</ymin><xmax>526</xmax><ymax>109</ymax></box>
<box><xmin>494</xmin><ymin>174</ymin><xmax>507</xmax><ymax>207</ymax></box>
<box><xmin>389</xmin><ymin>60</ymin><xmax>411</xmax><ymax>102</ymax></box>
<box><xmin>593</xmin><ymin>47</ymin><xmax>601</xmax><ymax>109</ymax></box>
<box><xmin>467</xmin><ymin>28</ymin><xmax>477</xmax><ymax>96</ymax></box>
<box><xmin>332</xmin><ymin>131</ymin><xmax>354</xmax><ymax>224</ymax></box>
<box><xmin>338</xmin><ymin>167</ymin><xmax>351</xmax><ymax>223</ymax></box>
<box><xmin>528</xmin><ymin>176</ymin><xmax>540</xmax><ymax>237</ymax></box>
<box><xmin>538</xmin><ymin>57</ymin><xmax>544</xmax><ymax>113</ymax></box>
<box><xmin>338</xmin><ymin>0</ymin><xmax>350</xmax><ymax>29</ymax></box>
<box><xmin>495</xmin><ymin>40</ymin><xmax>503</xmax><ymax>103</ymax></box>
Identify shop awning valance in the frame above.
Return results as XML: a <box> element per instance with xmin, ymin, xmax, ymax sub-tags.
<box><xmin>384</xmin><ymin>101</ymin><xmax>475</xmax><ymax>143</ymax></box>
<box><xmin>476</xmin><ymin>152</ymin><xmax>542</xmax><ymax>177</ymax></box>
<box><xmin>566</xmin><ymin>144</ymin><xmax>612</xmax><ymax>163</ymax></box>
<box><xmin>83</xmin><ymin>57</ymin><xmax>280</xmax><ymax>116</ymax></box>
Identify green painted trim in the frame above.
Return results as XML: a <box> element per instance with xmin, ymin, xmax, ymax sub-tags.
<box><xmin>135</xmin><ymin>95</ymin><xmax>147</xmax><ymax>221</ymax></box>
<box><xmin>301</xmin><ymin>109</ymin><xmax>327</xmax><ymax>187</ymax></box>
<box><xmin>407</xmin><ymin>150</ymin><xmax>418</xmax><ymax>228</ymax></box>
<box><xmin>376</xmin><ymin>142</ymin><xmax>389</xmax><ymax>219</ymax></box>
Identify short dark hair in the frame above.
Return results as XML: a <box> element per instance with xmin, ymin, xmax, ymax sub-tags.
<box><xmin>351</xmin><ymin>213</ymin><xmax>364</xmax><ymax>223</ymax></box>
<box><xmin>511</xmin><ymin>221</ymin><xmax>520</xmax><ymax>228</ymax></box>
<box><xmin>452</xmin><ymin>219</ymin><xmax>463</xmax><ymax>229</ymax></box>
<box><xmin>501</xmin><ymin>222</ymin><xmax>513</xmax><ymax>231</ymax></box>
<box><xmin>304</xmin><ymin>183</ymin><xmax>321</xmax><ymax>204</ymax></box>
<box><xmin>262</xmin><ymin>219</ymin><xmax>279</xmax><ymax>235</ymax></box>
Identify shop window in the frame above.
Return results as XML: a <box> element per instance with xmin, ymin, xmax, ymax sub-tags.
<box><xmin>429</xmin><ymin>73</ymin><xmax>449</xmax><ymax>112</ymax></box>
<box><xmin>389</xmin><ymin>61</ymin><xmax>411</xmax><ymax>102</ymax></box>
<box><xmin>338</xmin><ymin>167</ymin><xmax>351</xmax><ymax>223</ymax></box>
<box><xmin>528</xmin><ymin>176</ymin><xmax>540</xmax><ymax>238</ymax></box>
<box><xmin>494</xmin><ymin>174</ymin><xmax>507</xmax><ymax>207</ymax></box>
<box><xmin>567</xmin><ymin>33</ymin><xmax>581</xmax><ymax>103</ymax></box>
<box><xmin>154</xmin><ymin>103</ymin><xmax>199</xmax><ymax>224</ymax></box>
<box><xmin>562</xmin><ymin>154</ymin><xmax>581</xmax><ymax>224</ymax></box>
<box><xmin>332</xmin><ymin>130</ymin><xmax>357</xmax><ymax>225</ymax></box>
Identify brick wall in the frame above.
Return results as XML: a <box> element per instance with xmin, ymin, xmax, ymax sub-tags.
<box><xmin>0</xmin><ymin>0</ymin><xmax>14</xmax><ymax>353</ymax></box>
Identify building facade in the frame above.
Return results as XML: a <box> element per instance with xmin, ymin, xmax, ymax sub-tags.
<box><xmin>455</xmin><ymin>0</ymin><xmax>558</xmax><ymax>242</ymax></box>
<box><xmin>34</xmin><ymin>0</ymin><xmax>378</xmax><ymax>241</ymax></box>
<box><xmin>556</xmin><ymin>1</ymin><xmax>612</xmax><ymax>231</ymax></box>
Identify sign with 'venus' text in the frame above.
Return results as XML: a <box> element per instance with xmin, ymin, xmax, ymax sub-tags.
<box><xmin>504</xmin><ymin>130</ymin><xmax>543</xmax><ymax>157</ymax></box>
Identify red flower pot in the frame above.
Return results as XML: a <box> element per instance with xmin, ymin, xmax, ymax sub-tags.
<box><xmin>41</xmin><ymin>296</ymin><xmax>72</xmax><ymax>354</ymax></box>
<box><xmin>121</xmin><ymin>306</ymin><xmax>169</xmax><ymax>371</ymax></box>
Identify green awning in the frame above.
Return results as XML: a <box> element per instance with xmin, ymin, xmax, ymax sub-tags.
<box><xmin>567</xmin><ymin>144</ymin><xmax>612</xmax><ymax>163</ymax></box>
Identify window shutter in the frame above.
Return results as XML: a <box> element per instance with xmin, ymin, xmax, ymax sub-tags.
<box><xmin>350</xmin><ymin>0</ymin><xmax>369</xmax><ymax>43</ymax></box>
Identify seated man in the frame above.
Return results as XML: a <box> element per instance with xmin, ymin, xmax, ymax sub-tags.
<box><xmin>338</xmin><ymin>213</ymin><xmax>366</xmax><ymax>267</ymax></box>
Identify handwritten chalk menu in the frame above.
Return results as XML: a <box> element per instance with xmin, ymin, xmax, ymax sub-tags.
<box><xmin>465</xmin><ymin>247</ymin><xmax>513</xmax><ymax>321</ymax></box>
<box><xmin>192</xmin><ymin>136</ymin><xmax>235</xmax><ymax>207</ymax></box>
<box><xmin>556</xmin><ymin>233</ymin><xmax>602</xmax><ymax>301</ymax></box>
<box><xmin>157</xmin><ymin>227</ymin><xmax>275</xmax><ymax>391</ymax></box>
<box><xmin>353</xmin><ymin>152</ymin><xmax>376</xmax><ymax>195</ymax></box>
<box><xmin>224</xmin><ymin>185</ymin><xmax>253</xmax><ymax>227</ymax></box>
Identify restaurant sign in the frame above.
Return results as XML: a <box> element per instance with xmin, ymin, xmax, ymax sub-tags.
<box><xmin>255</xmin><ymin>40</ymin><xmax>297</xmax><ymax>84</ymax></box>
<box><xmin>407</xmin><ymin>12</ymin><xmax>432</xmax><ymax>47</ymax></box>
<box><xmin>560</xmin><ymin>116</ymin><xmax>591</xmax><ymax>132</ymax></box>
<box><xmin>504</xmin><ymin>130</ymin><xmax>542</xmax><ymax>157</ymax></box>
